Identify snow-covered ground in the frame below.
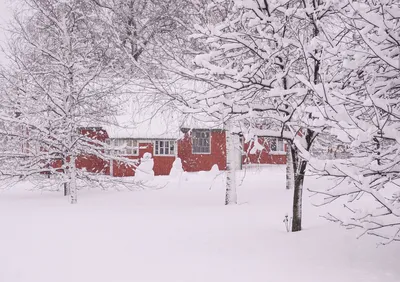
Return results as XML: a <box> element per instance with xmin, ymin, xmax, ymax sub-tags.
<box><xmin>0</xmin><ymin>165</ymin><xmax>399</xmax><ymax>282</ymax></box>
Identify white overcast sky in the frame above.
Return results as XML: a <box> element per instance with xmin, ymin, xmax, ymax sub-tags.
<box><xmin>0</xmin><ymin>0</ymin><xmax>13</xmax><ymax>63</ymax></box>
<box><xmin>0</xmin><ymin>0</ymin><xmax>12</xmax><ymax>32</ymax></box>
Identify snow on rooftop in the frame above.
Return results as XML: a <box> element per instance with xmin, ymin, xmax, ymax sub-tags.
<box><xmin>101</xmin><ymin>94</ymin><xmax>222</xmax><ymax>139</ymax></box>
<box><xmin>97</xmin><ymin>79</ymin><xmax>224</xmax><ymax>139</ymax></box>
<box><xmin>104</xmin><ymin>111</ymin><xmax>224</xmax><ymax>139</ymax></box>
<box><xmin>103</xmin><ymin>112</ymin><xmax>182</xmax><ymax>139</ymax></box>
<box><xmin>181</xmin><ymin>114</ymin><xmax>223</xmax><ymax>130</ymax></box>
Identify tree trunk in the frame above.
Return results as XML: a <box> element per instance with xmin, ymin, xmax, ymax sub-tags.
<box><xmin>225</xmin><ymin>120</ymin><xmax>237</xmax><ymax>205</ymax></box>
<box><xmin>292</xmin><ymin>158</ymin><xmax>307</xmax><ymax>232</ymax></box>
<box><xmin>62</xmin><ymin>158</ymin><xmax>70</xmax><ymax>196</ymax></box>
<box><xmin>63</xmin><ymin>183</ymin><xmax>70</xmax><ymax>196</ymax></box>
<box><xmin>291</xmin><ymin>129</ymin><xmax>313</xmax><ymax>232</ymax></box>
<box><xmin>110</xmin><ymin>158</ymin><xmax>114</xmax><ymax>176</ymax></box>
<box><xmin>286</xmin><ymin>143</ymin><xmax>294</xmax><ymax>190</ymax></box>
<box><xmin>69</xmin><ymin>155</ymin><xmax>77</xmax><ymax>204</ymax></box>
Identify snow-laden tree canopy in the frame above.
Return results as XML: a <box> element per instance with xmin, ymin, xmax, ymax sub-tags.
<box><xmin>0</xmin><ymin>0</ymin><xmax>137</xmax><ymax>203</ymax></box>
<box><xmin>301</xmin><ymin>0</ymin><xmax>400</xmax><ymax>244</ymax></box>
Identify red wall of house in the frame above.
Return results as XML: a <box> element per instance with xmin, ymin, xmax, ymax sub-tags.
<box><xmin>76</xmin><ymin>155</ymin><xmax>108</xmax><ymax>174</ymax></box>
<box><xmin>79</xmin><ymin>128</ymin><xmax>109</xmax><ymax>142</ymax></box>
<box><xmin>177</xmin><ymin>130</ymin><xmax>227</xmax><ymax>172</ymax></box>
<box><xmin>153</xmin><ymin>155</ymin><xmax>175</xmax><ymax>176</ymax></box>
<box><xmin>109</xmin><ymin>142</ymin><xmax>175</xmax><ymax>177</ymax></box>
<box><xmin>48</xmin><ymin>128</ymin><xmax>109</xmax><ymax>174</ymax></box>
<box><xmin>243</xmin><ymin>138</ymin><xmax>287</xmax><ymax>165</ymax></box>
<box><xmin>109</xmin><ymin>142</ymin><xmax>152</xmax><ymax>177</ymax></box>
<box><xmin>109</xmin><ymin>159</ymin><xmax>136</xmax><ymax>177</ymax></box>
<box><xmin>76</xmin><ymin>128</ymin><xmax>109</xmax><ymax>173</ymax></box>
<box><xmin>71</xmin><ymin>128</ymin><xmax>288</xmax><ymax>177</ymax></box>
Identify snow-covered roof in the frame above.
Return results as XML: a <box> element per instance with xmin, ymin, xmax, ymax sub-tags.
<box><xmin>103</xmin><ymin>112</ymin><xmax>225</xmax><ymax>140</ymax></box>
<box><xmin>180</xmin><ymin>114</ymin><xmax>223</xmax><ymax>131</ymax></box>
<box><xmin>103</xmin><ymin>112</ymin><xmax>182</xmax><ymax>139</ymax></box>
<box><xmin>100</xmin><ymin>91</ymin><xmax>222</xmax><ymax>139</ymax></box>
<box><xmin>89</xmin><ymin>78</ymin><xmax>228</xmax><ymax>140</ymax></box>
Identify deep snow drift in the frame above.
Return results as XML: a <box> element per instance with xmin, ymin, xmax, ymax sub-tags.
<box><xmin>0</xmin><ymin>165</ymin><xmax>399</xmax><ymax>282</ymax></box>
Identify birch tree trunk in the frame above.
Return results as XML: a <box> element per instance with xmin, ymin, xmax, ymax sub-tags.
<box><xmin>225</xmin><ymin>119</ymin><xmax>237</xmax><ymax>205</ymax></box>
<box><xmin>64</xmin><ymin>183</ymin><xmax>70</xmax><ymax>196</ymax></box>
<box><xmin>110</xmin><ymin>158</ymin><xmax>114</xmax><ymax>177</ymax></box>
<box><xmin>69</xmin><ymin>155</ymin><xmax>77</xmax><ymax>204</ymax></box>
<box><xmin>286</xmin><ymin>142</ymin><xmax>294</xmax><ymax>190</ymax></box>
<box><xmin>62</xmin><ymin>158</ymin><xmax>70</xmax><ymax>196</ymax></box>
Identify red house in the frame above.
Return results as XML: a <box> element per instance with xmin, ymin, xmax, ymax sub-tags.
<box><xmin>71</xmin><ymin>101</ymin><xmax>287</xmax><ymax>177</ymax></box>
<box><xmin>79</xmin><ymin>120</ymin><xmax>287</xmax><ymax>177</ymax></box>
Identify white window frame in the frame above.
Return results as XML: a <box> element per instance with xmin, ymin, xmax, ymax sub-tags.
<box><xmin>154</xmin><ymin>140</ymin><xmax>176</xmax><ymax>156</ymax></box>
<box><xmin>269</xmin><ymin>138</ymin><xmax>285</xmax><ymax>153</ymax></box>
<box><xmin>192</xmin><ymin>130</ymin><xmax>211</xmax><ymax>154</ymax></box>
<box><xmin>106</xmin><ymin>138</ymin><xmax>139</xmax><ymax>156</ymax></box>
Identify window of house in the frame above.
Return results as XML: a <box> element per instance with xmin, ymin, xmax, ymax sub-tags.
<box><xmin>154</xmin><ymin>140</ymin><xmax>175</xmax><ymax>156</ymax></box>
<box><xmin>192</xmin><ymin>130</ymin><xmax>211</xmax><ymax>154</ymax></box>
<box><xmin>106</xmin><ymin>139</ymin><xmax>138</xmax><ymax>155</ymax></box>
<box><xmin>269</xmin><ymin>138</ymin><xmax>284</xmax><ymax>152</ymax></box>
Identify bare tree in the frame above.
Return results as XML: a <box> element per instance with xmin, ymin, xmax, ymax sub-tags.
<box><xmin>0</xmin><ymin>0</ymin><xmax>136</xmax><ymax>203</ymax></box>
<box><xmin>91</xmin><ymin>0</ymin><xmax>197</xmax><ymax>78</ymax></box>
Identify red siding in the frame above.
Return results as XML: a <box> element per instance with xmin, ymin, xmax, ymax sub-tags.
<box><xmin>110</xmin><ymin>142</ymin><xmax>152</xmax><ymax>177</ymax></box>
<box><xmin>76</xmin><ymin>128</ymin><xmax>109</xmax><ymax>173</ymax></box>
<box><xmin>79</xmin><ymin>128</ymin><xmax>109</xmax><ymax>142</ymax></box>
<box><xmin>139</xmin><ymin>142</ymin><xmax>175</xmax><ymax>176</ymax></box>
<box><xmin>110</xmin><ymin>142</ymin><xmax>176</xmax><ymax>177</ymax></box>
<box><xmin>48</xmin><ymin>128</ymin><xmax>109</xmax><ymax>174</ymax></box>
<box><xmin>153</xmin><ymin>155</ymin><xmax>175</xmax><ymax>176</ymax></box>
<box><xmin>76</xmin><ymin>155</ymin><xmax>108</xmax><ymax>174</ymax></box>
<box><xmin>178</xmin><ymin>131</ymin><xmax>227</xmax><ymax>172</ymax></box>
<box><xmin>110</xmin><ymin>159</ymin><xmax>136</xmax><ymax>177</ymax></box>
<box><xmin>243</xmin><ymin>138</ymin><xmax>286</xmax><ymax>165</ymax></box>
<box><xmin>71</xmin><ymin>129</ymin><xmax>288</xmax><ymax>177</ymax></box>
